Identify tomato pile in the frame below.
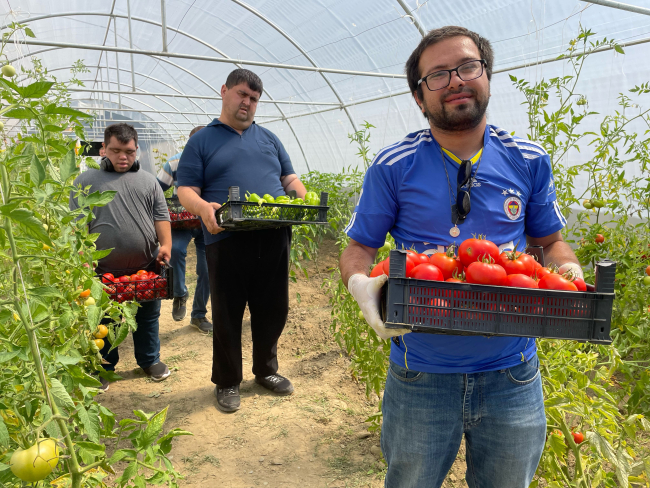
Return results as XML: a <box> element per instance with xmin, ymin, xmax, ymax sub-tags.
<box><xmin>101</xmin><ymin>269</ymin><xmax>169</xmax><ymax>303</ymax></box>
<box><xmin>168</xmin><ymin>209</ymin><xmax>201</xmax><ymax>229</ymax></box>
<box><xmin>372</xmin><ymin>235</ymin><xmax>589</xmax><ymax>292</ymax></box>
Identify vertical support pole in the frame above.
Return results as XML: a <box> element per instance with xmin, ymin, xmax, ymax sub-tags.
<box><xmin>161</xmin><ymin>0</ymin><xmax>168</xmax><ymax>52</ymax></box>
<box><xmin>104</xmin><ymin>56</ymin><xmax>112</xmax><ymax>106</ymax></box>
<box><xmin>127</xmin><ymin>0</ymin><xmax>136</xmax><ymax>91</ymax></box>
<box><xmin>113</xmin><ymin>17</ymin><xmax>122</xmax><ymax>108</ymax></box>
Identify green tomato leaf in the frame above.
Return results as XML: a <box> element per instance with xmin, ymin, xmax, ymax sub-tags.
<box><xmin>92</xmin><ymin>249</ymin><xmax>113</xmax><ymax>261</ymax></box>
<box><xmin>0</xmin><ymin>416</ymin><xmax>9</xmax><ymax>449</ymax></box>
<box><xmin>30</xmin><ymin>154</ymin><xmax>45</xmax><ymax>187</ymax></box>
<box><xmin>5</xmin><ymin>107</ymin><xmax>36</xmax><ymax>119</ymax></box>
<box><xmin>8</xmin><ymin>208</ymin><xmax>52</xmax><ymax>245</ymax></box>
<box><xmin>0</xmin><ymin>462</ymin><xmax>10</xmax><ymax>472</ymax></box>
<box><xmin>77</xmin><ymin>405</ymin><xmax>100</xmax><ymax>443</ymax></box>
<box><xmin>43</xmin><ymin>124</ymin><xmax>65</xmax><ymax>132</ymax></box>
<box><xmin>50</xmin><ymin>377</ymin><xmax>76</xmax><ymax>411</ymax></box>
<box><xmin>28</xmin><ymin>286</ymin><xmax>63</xmax><ymax>297</ymax></box>
<box><xmin>0</xmin><ymin>350</ymin><xmax>20</xmax><ymax>363</ymax></box>
<box><xmin>60</xmin><ymin>149</ymin><xmax>78</xmax><ymax>183</ymax></box>
<box><xmin>24</xmin><ymin>27</ymin><xmax>35</xmax><ymax>38</ymax></box>
<box><xmin>17</xmin><ymin>81</ymin><xmax>54</xmax><ymax>99</ymax></box>
<box><xmin>43</xmin><ymin>105</ymin><xmax>92</xmax><ymax>118</ymax></box>
<box><xmin>142</xmin><ymin>406</ymin><xmax>168</xmax><ymax>447</ymax></box>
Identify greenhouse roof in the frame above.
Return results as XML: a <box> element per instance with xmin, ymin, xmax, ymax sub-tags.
<box><xmin>3</xmin><ymin>0</ymin><xmax>650</xmax><ymax>174</ymax></box>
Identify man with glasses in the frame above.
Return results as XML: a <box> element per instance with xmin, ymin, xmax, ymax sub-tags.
<box><xmin>339</xmin><ymin>26</ymin><xmax>582</xmax><ymax>487</ymax></box>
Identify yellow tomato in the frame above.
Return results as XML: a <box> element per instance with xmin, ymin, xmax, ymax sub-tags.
<box><xmin>94</xmin><ymin>338</ymin><xmax>105</xmax><ymax>350</ymax></box>
<box><xmin>83</xmin><ymin>297</ymin><xmax>96</xmax><ymax>307</ymax></box>
<box><xmin>93</xmin><ymin>324</ymin><xmax>108</xmax><ymax>339</ymax></box>
<box><xmin>42</xmin><ymin>244</ymin><xmax>50</xmax><ymax>251</ymax></box>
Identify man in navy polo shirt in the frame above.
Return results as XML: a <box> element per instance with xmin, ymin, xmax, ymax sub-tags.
<box><xmin>177</xmin><ymin>69</ymin><xmax>307</xmax><ymax>412</ymax></box>
<box><xmin>339</xmin><ymin>27</ymin><xmax>583</xmax><ymax>487</ymax></box>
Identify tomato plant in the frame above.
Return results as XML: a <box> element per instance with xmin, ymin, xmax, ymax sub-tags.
<box><xmin>0</xmin><ymin>23</ymin><xmax>188</xmax><ymax>488</ymax></box>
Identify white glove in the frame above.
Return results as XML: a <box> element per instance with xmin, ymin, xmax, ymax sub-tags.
<box><xmin>348</xmin><ymin>273</ymin><xmax>411</xmax><ymax>340</ymax></box>
<box><xmin>558</xmin><ymin>262</ymin><xmax>584</xmax><ymax>280</ymax></box>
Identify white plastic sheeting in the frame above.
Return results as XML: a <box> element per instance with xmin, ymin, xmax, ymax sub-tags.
<box><xmin>2</xmin><ymin>0</ymin><xmax>650</xmax><ymax>178</ymax></box>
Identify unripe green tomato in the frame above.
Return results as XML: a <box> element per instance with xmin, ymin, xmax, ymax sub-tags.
<box><xmin>378</xmin><ymin>241</ymin><xmax>391</xmax><ymax>253</ymax></box>
<box><xmin>592</xmin><ymin>200</ymin><xmax>605</xmax><ymax>208</ymax></box>
<box><xmin>0</xmin><ymin>121</ymin><xmax>4</xmax><ymax>131</ymax></box>
<box><xmin>10</xmin><ymin>439</ymin><xmax>59</xmax><ymax>482</ymax></box>
<box><xmin>644</xmin><ymin>276</ymin><xmax>650</xmax><ymax>286</ymax></box>
<box><xmin>358</xmin><ymin>310</ymin><xmax>364</xmax><ymax>320</ymax></box>
<box><xmin>583</xmin><ymin>201</ymin><xmax>593</xmax><ymax>209</ymax></box>
<box><xmin>1</xmin><ymin>64</ymin><xmax>16</xmax><ymax>77</ymax></box>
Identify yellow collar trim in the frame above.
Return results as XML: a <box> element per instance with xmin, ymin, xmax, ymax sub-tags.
<box><xmin>442</xmin><ymin>147</ymin><xmax>483</xmax><ymax>165</ymax></box>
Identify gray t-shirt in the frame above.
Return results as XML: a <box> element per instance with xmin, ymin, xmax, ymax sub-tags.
<box><xmin>69</xmin><ymin>168</ymin><xmax>170</xmax><ymax>275</ymax></box>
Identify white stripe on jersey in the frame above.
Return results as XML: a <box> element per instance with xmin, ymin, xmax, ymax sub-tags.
<box><xmin>158</xmin><ymin>170</ymin><xmax>174</xmax><ymax>186</ymax></box>
<box><xmin>344</xmin><ymin>211</ymin><xmax>357</xmax><ymax>234</ymax></box>
<box><xmin>385</xmin><ymin>148</ymin><xmax>420</xmax><ymax>166</ymax></box>
<box><xmin>514</xmin><ymin>140</ymin><xmax>546</xmax><ymax>155</ymax></box>
<box><xmin>168</xmin><ymin>158</ymin><xmax>181</xmax><ymax>172</ymax></box>
<box><xmin>553</xmin><ymin>200</ymin><xmax>567</xmax><ymax>226</ymax></box>
<box><xmin>374</xmin><ymin>132</ymin><xmax>432</xmax><ymax>166</ymax></box>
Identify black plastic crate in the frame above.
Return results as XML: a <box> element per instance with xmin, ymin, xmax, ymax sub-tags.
<box><xmin>215</xmin><ymin>186</ymin><xmax>329</xmax><ymax>231</ymax></box>
<box><xmin>166</xmin><ymin>197</ymin><xmax>201</xmax><ymax>230</ymax></box>
<box><xmin>100</xmin><ymin>262</ymin><xmax>173</xmax><ymax>304</ymax></box>
<box><xmin>382</xmin><ymin>249</ymin><xmax>615</xmax><ymax>344</ymax></box>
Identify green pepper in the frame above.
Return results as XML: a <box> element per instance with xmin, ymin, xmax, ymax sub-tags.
<box><xmin>248</xmin><ymin>193</ymin><xmax>261</xmax><ymax>203</ymax></box>
<box><xmin>257</xmin><ymin>198</ymin><xmax>267</xmax><ymax>206</ymax></box>
<box><xmin>292</xmin><ymin>198</ymin><xmax>304</xmax><ymax>205</ymax></box>
<box><xmin>263</xmin><ymin>194</ymin><xmax>275</xmax><ymax>203</ymax></box>
<box><xmin>304</xmin><ymin>191</ymin><xmax>319</xmax><ymax>206</ymax></box>
<box><xmin>274</xmin><ymin>196</ymin><xmax>291</xmax><ymax>204</ymax></box>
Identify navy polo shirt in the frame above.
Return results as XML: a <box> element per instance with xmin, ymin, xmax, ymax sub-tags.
<box><xmin>177</xmin><ymin>119</ymin><xmax>295</xmax><ymax>245</ymax></box>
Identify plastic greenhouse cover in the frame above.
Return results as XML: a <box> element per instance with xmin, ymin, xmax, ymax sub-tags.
<box><xmin>2</xmin><ymin>0</ymin><xmax>650</xmax><ymax>195</ymax></box>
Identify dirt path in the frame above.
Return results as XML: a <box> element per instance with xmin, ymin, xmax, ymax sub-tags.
<box><xmin>99</xmin><ymin>239</ymin><xmax>468</xmax><ymax>487</ymax></box>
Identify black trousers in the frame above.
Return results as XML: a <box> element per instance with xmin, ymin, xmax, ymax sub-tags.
<box><xmin>206</xmin><ymin>227</ymin><xmax>291</xmax><ymax>387</ymax></box>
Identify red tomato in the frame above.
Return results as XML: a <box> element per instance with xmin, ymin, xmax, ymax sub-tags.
<box><xmin>130</xmin><ymin>274</ymin><xmax>140</xmax><ymax>282</ymax></box>
<box><xmin>370</xmin><ymin>262</ymin><xmax>385</xmax><ymax>278</ymax></box>
<box><xmin>505</xmin><ymin>274</ymin><xmax>539</xmax><ymax>288</ymax></box>
<box><xmin>118</xmin><ymin>275</ymin><xmax>131</xmax><ymax>282</ymax></box>
<box><xmin>534</xmin><ymin>267</ymin><xmax>552</xmax><ymax>280</ymax></box>
<box><xmin>412</xmin><ymin>254</ymin><xmax>430</xmax><ymax>266</ymax></box>
<box><xmin>429</xmin><ymin>251</ymin><xmax>463</xmax><ymax>280</ymax></box>
<box><xmin>410</xmin><ymin>263</ymin><xmax>444</xmax><ymax>281</ymax></box>
<box><xmin>155</xmin><ymin>278</ymin><xmax>167</xmax><ymax>290</ymax></box>
<box><xmin>465</xmin><ymin>261</ymin><xmax>507</xmax><ymax>286</ymax></box>
<box><xmin>538</xmin><ymin>274</ymin><xmax>578</xmax><ymax>291</ymax></box>
<box><xmin>383</xmin><ymin>254</ymin><xmax>416</xmax><ymax>277</ymax></box>
<box><xmin>646</xmin><ymin>265</ymin><xmax>650</xmax><ymax>277</ymax></box>
<box><xmin>446</xmin><ymin>277</ymin><xmax>464</xmax><ymax>283</ymax></box>
<box><xmin>136</xmin><ymin>269</ymin><xmax>148</xmax><ymax>276</ymax></box>
<box><xmin>497</xmin><ymin>251</ymin><xmax>535</xmax><ymax>276</ymax></box>
<box><xmin>157</xmin><ymin>289</ymin><xmax>168</xmax><ymax>298</ymax></box>
<box><xmin>572</xmin><ymin>277</ymin><xmax>587</xmax><ymax>292</ymax></box>
<box><xmin>458</xmin><ymin>237</ymin><xmax>500</xmax><ymax>267</ymax></box>
<box><xmin>101</xmin><ymin>273</ymin><xmax>115</xmax><ymax>283</ymax></box>
<box><xmin>571</xmin><ymin>432</ymin><xmax>585</xmax><ymax>445</ymax></box>
<box><xmin>595</xmin><ymin>234</ymin><xmax>605</xmax><ymax>244</ymax></box>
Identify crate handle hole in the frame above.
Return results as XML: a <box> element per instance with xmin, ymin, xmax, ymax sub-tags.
<box><xmin>601</xmin><ymin>327</ymin><xmax>604</xmax><ymax>332</ymax></box>
<box><xmin>394</xmin><ymin>311</ymin><xmax>398</xmax><ymax>317</ymax></box>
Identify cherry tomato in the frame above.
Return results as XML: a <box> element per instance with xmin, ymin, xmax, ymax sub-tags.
<box><xmin>118</xmin><ymin>275</ymin><xmax>131</xmax><ymax>282</ymax></box>
<box><xmin>94</xmin><ymin>338</ymin><xmax>105</xmax><ymax>350</ymax></box>
<box><xmin>130</xmin><ymin>274</ymin><xmax>140</xmax><ymax>281</ymax></box>
<box><xmin>572</xmin><ymin>432</ymin><xmax>585</xmax><ymax>445</ymax></box>
<box><xmin>595</xmin><ymin>234</ymin><xmax>605</xmax><ymax>244</ymax></box>
<box><xmin>370</xmin><ymin>262</ymin><xmax>385</xmax><ymax>278</ymax></box>
<box><xmin>504</xmin><ymin>274</ymin><xmax>539</xmax><ymax>288</ymax></box>
<box><xmin>410</xmin><ymin>263</ymin><xmax>444</xmax><ymax>281</ymax></box>
<box><xmin>458</xmin><ymin>236</ymin><xmax>500</xmax><ymax>267</ymax></box>
<box><xmin>465</xmin><ymin>261</ymin><xmax>507</xmax><ymax>286</ymax></box>
<box><xmin>429</xmin><ymin>250</ymin><xmax>463</xmax><ymax>280</ymax></box>
<box><xmin>645</xmin><ymin>265</ymin><xmax>650</xmax><ymax>277</ymax></box>
<box><xmin>101</xmin><ymin>273</ymin><xmax>115</xmax><ymax>284</ymax></box>
<box><xmin>538</xmin><ymin>274</ymin><xmax>578</xmax><ymax>291</ymax></box>
<box><xmin>136</xmin><ymin>269</ymin><xmax>148</xmax><ymax>276</ymax></box>
<box><xmin>78</xmin><ymin>289</ymin><xmax>91</xmax><ymax>298</ymax></box>
<box><xmin>497</xmin><ymin>251</ymin><xmax>535</xmax><ymax>276</ymax></box>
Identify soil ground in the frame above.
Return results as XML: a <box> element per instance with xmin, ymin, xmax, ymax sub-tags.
<box><xmin>99</xmin><ymin>239</ymin><xmax>468</xmax><ymax>487</ymax></box>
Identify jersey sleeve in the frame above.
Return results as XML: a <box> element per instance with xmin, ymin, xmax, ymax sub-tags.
<box><xmin>344</xmin><ymin>162</ymin><xmax>399</xmax><ymax>249</ymax></box>
<box><xmin>176</xmin><ymin>138</ymin><xmax>204</xmax><ymax>189</ymax></box>
<box><xmin>525</xmin><ymin>153</ymin><xmax>566</xmax><ymax>238</ymax></box>
<box><xmin>276</xmin><ymin>136</ymin><xmax>295</xmax><ymax>176</ymax></box>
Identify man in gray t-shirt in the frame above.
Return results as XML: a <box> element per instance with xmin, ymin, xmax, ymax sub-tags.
<box><xmin>69</xmin><ymin>123</ymin><xmax>172</xmax><ymax>391</ymax></box>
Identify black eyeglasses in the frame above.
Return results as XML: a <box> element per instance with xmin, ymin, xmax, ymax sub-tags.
<box><xmin>417</xmin><ymin>59</ymin><xmax>486</xmax><ymax>92</ymax></box>
<box><xmin>456</xmin><ymin>160</ymin><xmax>473</xmax><ymax>221</ymax></box>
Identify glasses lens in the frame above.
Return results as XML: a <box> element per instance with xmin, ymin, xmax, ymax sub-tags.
<box><xmin>457</xmin><ymin>61</ymin><xmax>484</xmax><ymax>82</ymax></box>
<box><xmin>425</xmin><ymin>71</ymin><xmax>450</xmax><ymax>91</ymax></box>
<box><xmin>456</xmin><ymin>191</ymin><xmax>471</xmax><ymax>219</ymax></box>
<box><xmin>457</xmin><ymin>160</ymin><xmax>472</xmax><ymax>187</ymax></box>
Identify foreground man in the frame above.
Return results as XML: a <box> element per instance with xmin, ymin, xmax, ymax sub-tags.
<box><xmin>340</xmin><ymin>26</ymin><xmax>583</xmax><ymax>488</ymax></box>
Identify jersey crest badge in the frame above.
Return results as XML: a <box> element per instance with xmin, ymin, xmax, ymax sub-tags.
<box><xmin>504</xmin><ymin>196</ymin><xmax>522</xmax><ymax>220</ymax></box>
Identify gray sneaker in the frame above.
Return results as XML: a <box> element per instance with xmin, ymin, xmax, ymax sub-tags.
<box><xmin>172</xmin><ymin>294</ymin><xmax>188</xmax><ymax>321</ymax></box>
<box><xmin>190</xmin><ymin>317</ymin><xmax>213</xmax><ymax>334</ymax></box>
<box><xmin>143</xmin><ymin>362</ymin><xmax>171</xmax><ymax>382</ymax></box>
<box><xmin>214</xmin><ymin>385</ymin><xmax>240</xmax><ymax>412</ymax></box>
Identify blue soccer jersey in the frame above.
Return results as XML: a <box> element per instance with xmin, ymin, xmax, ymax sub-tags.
<box><xmin>345</xmin><ymin>124</ymin><xmax>566</xmax><ymax>373</ymax></box>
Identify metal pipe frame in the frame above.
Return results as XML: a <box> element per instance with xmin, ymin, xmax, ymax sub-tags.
<box><xmin>3</xmin><ymin>37</ymin><xmax>405</xmax><ymax>80</ymax></box>
<box><xmin>127</xmin><ymin>0</ymin><xmax>135</xmax><ymax>90</ymax></box>
<box><xmin>395</xmin><ymin>0</ymin><xmax>426</xmax><ymax>37</ymax></box>
<box><xmin>90</xmin><ymin>0</ymin><xmax>117</xmax><ymax>95</ymax></box>
<box><xmin>581</xmin><ymin>0</ymin><xmax>650</xmax><ymax>16</ymax></box>
<box><xmin>160</xmin><ymin>0</ymin><xmax>168</xmax><ymax>52</ymax></box>
<box><xmin>113</xmin><ymin>16</ymin><xmax>122</xmax><ymax>108</ymax></box>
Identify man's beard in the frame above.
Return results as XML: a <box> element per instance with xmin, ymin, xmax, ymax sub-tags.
<box><xmin>423</xmin><ymin>89</ymin><xmax>489</xmax><ymax>131</ymax></box>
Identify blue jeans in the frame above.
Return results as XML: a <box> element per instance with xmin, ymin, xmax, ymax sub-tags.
<box><xmin>381</xmin><ymin>355</ymin><xmax>546</xmax><ymax>488</ymax></box>
<box><xmin>100</xmin><ymin>299</ymin><xmax>162</xmax><ymax>370</ymax></box>
<box><xmin>171</xmin><ymin>227</ymin><xmax>209</xmax><ymax>319</ymax></box>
